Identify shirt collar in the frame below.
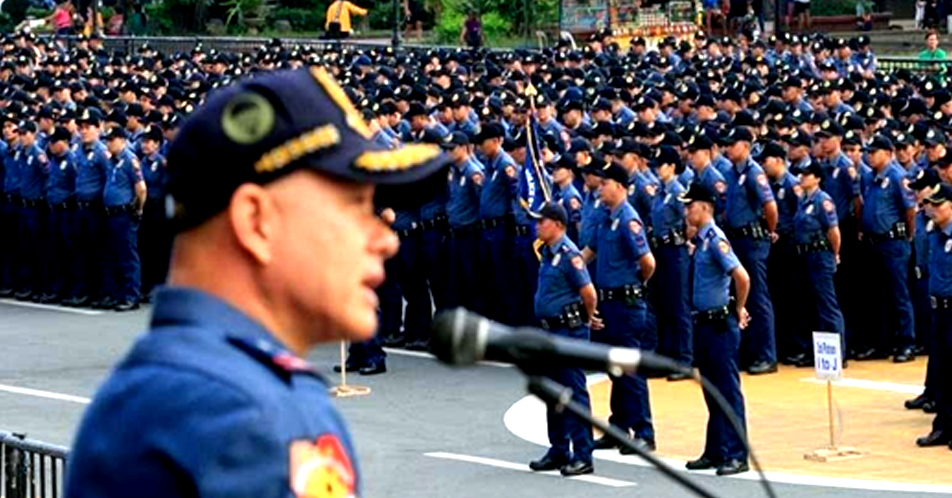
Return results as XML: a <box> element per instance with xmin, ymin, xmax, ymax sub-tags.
<box><xmin>942</xmin><ymin>221</ymin><xmax>952</xmax><ymax>237</ymax></box>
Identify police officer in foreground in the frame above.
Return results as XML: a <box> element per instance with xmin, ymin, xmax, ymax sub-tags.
<box><xmin>65</xmin><ymin>68</ymin><xmax>450</xmax><ymax>497</ymax></box>
<box><xmin>529</xmin><ymin>202</ymin><xmax>598</xmax><ymax>477</ymax></box>
<box><xmin>915</xmin><ymin>184</ymin><xmax>952</xmax><ymax>449</ymax></box>
<box><xmin>680</xmin><ymin>182</ymin><xmax>751</xmax><ymax>477</ymax></box>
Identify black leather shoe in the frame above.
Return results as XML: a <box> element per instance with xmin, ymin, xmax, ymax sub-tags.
<box><xmin>94</xmin><ymin>298</ymin><xmax>117</xmax><ymax>310</ymax></box>
<box><xmin>747</xmin><ymin>361</ymin><xmax>778</xmax><ymax>375</ymax></box>
<box><xmin>923</xmin><ymin>401</ymin><xmax>938</xmax><ymax>413</ymax></box>
<box><xmin>893</xmin><ymin>348</ymin><xmax>916</xmax><ymax>363</ymax></box>
<box><xmin>359</xmin><ymin>362</ymin><xmax>387</xmax><ymax>375</ymax></box>
<box><xmin>0</xmin><ymin>288</ymin><xmax>13</xmax><ymax>298</ymax></box>
<box><xmin>114</xmin><ymin>301</ymin><xmax>140</xmax><ymax>312</ymax></box>
<box><xmin>716</xmin><ymin>459</ymin><xmax>750</xmax><ymax>476</ymax></box>
<box><xmin>13</xmin><ymin>290</ymin><xmax>32</xmax><ymax>301</ymax></box>
<box><xmin>685</xmin><ymin>455</ymin><xmax>719</xmax><ymax>470</ymax></box>
<box><xmin>529</xmin><ymin>453</ymin><xmax>567</xmax><ymax>472</ymax></box>
<box><xmin>381</xmin><ymin>335</ymin><xmax>405</xmax><ymax>348</ymax></box>
<box><xmin>906</xmin><ymin>394</ymin><xmax>932</xmax><ymax>410</ymax></box>
<box><xmin>333</xmin><ymin>363</ymin><xmax>363</xmax><ymax>373</ymax></box>
<box><xmin>560</xmin><ymin>460</ymin><xmax>594</xmax><ymax>476</ymax></box>
<box><xmin>592</xmin><ymin>435</ymin><xmax>619</xmax><ymax>450</ymax></box>
<box><xmin>913</xmin><ymin>345</ymin><xmax>928</xmax><ymax>356</ymax></box>
<box><xmin>404</xmin><ymin>340</ymin><xmax>430</xmax><ymax>352</ymax></box>
<box><xmin>793</xmin><ymin>355</ymin><xmax>815</xmax><ymax>368</ymax></box>
<box><xmin>667</xmin><ymin>371</ymin><xmax>693</xmax><ymax>382</ymax></box>
<box><xmin>619</xmin><ymin>437</ymin><xmax>657</xmax><ymax>455</ymax></box>
<box><xmin>782</xmin><ymin>353</ymin><xmax>806</xmax><ymax>366</ymax></box>
<box><xmin>855</xmin><ymin>348</ymin><xmax>886</xmax><ymax>361</ymax></box>
<box><xmin>916</xmin><ymin>430</ymin><xmax>951</xmax><ymax>447</ymax></box>
<box><xmin>37</xmin><ymin>293</ymin><xmax>59</xmax><ymax>304</ymax></box>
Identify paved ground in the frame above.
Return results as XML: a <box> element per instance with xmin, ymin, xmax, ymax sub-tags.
<box><xmin>0</xmin><ymin>299</ymin><xmax>947</xmax><ymax>498</ymax></box>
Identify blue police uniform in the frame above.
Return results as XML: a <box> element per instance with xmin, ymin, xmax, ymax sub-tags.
<box><xmin>0</xmin><ymin>142</ymin><xmax>18</xmax><ymax>294</ymax></box>
<box><xmin>913</xmin><ymin>210</ymin><xmax>934</xmax><ymax>356</ymax></box>
<box><xmin>416</xmin><ymin>173</ymin><xmax>449</xmax><ymax>339</ymax></box>
<box><xmin>614</xmin><ymin>106</ymin><xmax>637</xmax><ymax>127</ymax></box>
<box><xmin>16</xmin><ymin>143</ymin><xmax>50</xmax><ymax>298</ymax></box>
<box><xmin>723</xmin><ymin>157</ymin><xmax>777</xmax><ymax>368</ymax></box>
<box><xmin>927</xmin><ymin>220</ymin><xmax>952</xmax><ymax>433</ymax></box>
<box><xmin>693</xmin><ymin>163</ymin><xmax>727</xmax><ymax>216</ymax></box>
<box><xmin>793</xmin><ymin>188</ymin><xmax>845</xmax><ymax>355</ymax></box>
<box><xmin>589</xmin><ymin>201</ymin><xmax>655</xmax><ymax>442</ymax></box>
<box><xmin>510</xmin><ymin>163</ymin><xmax>541</xmax><ymax>327</ymax></box>
<box><xmin>650</xmin><ymin>177</ymin><xmax>692</xmax><ymax>366</ymax></box>
<box><xmin>73</xmin><ymin>140</ymin><xmax>110</xmax><ymax>303</ymax></box>
<box><xmin>451</xmin><ymin>118</ymin><xmax>477</xmax><ymax>138</ymax></box>
<box><xmin>537</xmin><ymin>117</ymin><xmax>564</xmax><ymax>138</ymax></box>
<box><xmin>102</xmin><ymin>147</ymin><xmax>144</xmax><ymax>306</ymax></box>
<box><xmin>44</xmin><ymin>148</ymin><xmax>78</xmax><ymax>301</ymax></box>
<box><xmin>554</xmin><ymin>182</ymin><xmax>583</xmax><ymax>250</ymax></box>
<box><xmin>628</xmin><ymin>169</ymin><xmax>658</xmax><ymax>225</ymax></box>
<box><xmin>859</xmin><ymin>163</ymin><xmax>917</xmax><ymax>356</ymax></box>
<box><xmin>445</xmin><ymin>156</ymin><xmax>483</xmax><ymax>310</ymax></box>
<box><xmin>580</xmin><ymin>187</ymin><xmax>608</xmax><ymax>278</ymax></box>
<box><xmin>768</xmin><ymin>171</ymin><xmax>801</xmax><ymax>362</ymax></box>
<box><xmin>139</xmin><ymin>151</ymin><xmax>170</xmax><ymax>299</ymax></box>
<box><xmin>478</xmin><ymin>150</ymin><xmax>518</xmax><ymax>323</ymax></box>
<box><xmin>713</xmin><ymin>153</ymin><xmax>733</xmax><ymax>178</ymax></box>
<box><xmin>534</xmin><ymin>235</ymin><xmax>594</xmax><ymax>466</ymax></box>
<box><xmin>65</xmin><ymin>288</ymin><xmax>363</xmax><ymax>498</ymax></box>
<box><xmin>690</xmin><ymin>221</ymin><xmax>748</xmax><ymax>465</ymax></box>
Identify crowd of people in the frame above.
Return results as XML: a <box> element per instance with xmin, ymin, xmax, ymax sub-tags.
<box><xmin>0</xmin><ymin>25</ymin><xmax>951</xmax><ymax>467</ymax></box>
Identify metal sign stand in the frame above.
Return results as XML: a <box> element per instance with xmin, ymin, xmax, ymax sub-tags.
<box><xmin>329</xmin><ymin>340</ymin><xmax>371</xmax><ymax>397</ymax></box>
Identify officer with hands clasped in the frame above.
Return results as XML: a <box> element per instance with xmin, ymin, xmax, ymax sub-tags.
<box><xmin>529</xmin><ymin>201</ymin><xmax>599</xmax><ymax>477</ymax></box>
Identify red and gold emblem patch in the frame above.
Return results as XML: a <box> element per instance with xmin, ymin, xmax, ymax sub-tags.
<box><xmin>290</xmin><ymin>435</ymin><xmax>356</xmax><ymax>498</ymax></box>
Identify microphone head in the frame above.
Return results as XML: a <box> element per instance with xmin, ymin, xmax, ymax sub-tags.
<box><xmin>430</xmin><ymin>308</ymin><xmax>485</xmax><ymax>366</ymax></box>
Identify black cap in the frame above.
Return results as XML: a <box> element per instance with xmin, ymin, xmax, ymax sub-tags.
<box><xmin>596</xmin><ymin>161</ymin><xmax>630</xmax><ymax>186</ymax></box>
<box><xmin>816</xmin><ymin>119</ymin><xmax>845</xmax><ymax>138</ymax></box>
<box><xmin>104</xmin><ymin>127</ymin><xmax>128</xmax><ymax>141</ymax></box>
<box><xmin>722</xmin><ymin>127</ymin><xmax>754</xmax><ymax>145</ymax></box>
<box><xmin>909</xmin><ymin>168</ymin><xmax>941</xmax><ymax>191</ymax></box>
<box><xmin>651</xmin><ymin>145</ymin><xmax>683</xmax><ymax>172</ymax></box>
<box><xmin>784</xmin><ymin>130</ymin><xmax>812</xmax><ymax>148</ymax></box>
<box><xmin>568</xmin><ymin>137</ymin><xmax>592</xmax><ymax>154</ymax></box>
<box><xmin>49</xmin><ymin>127</ymin><xmax>71</xmax><ymax>144</ymax></box>
<box><xmin>924</xmin><ymin>128</ymin><xmax>947</xmax><ymax>147</ymax></box>
<box><xmin>476</xmin><ymin>122</ymin><xmax>506</xmax><ymax>143</ymax></box>
<box><xmin>440</xmin><ymin>131</ymin><xmax>470</xmax><ymax>149</ymax></box>
<box><xmin>925</xmin><ymin>184</ymin><xmax>952</xmax><ymax>204</ymax></box>
<box><xmin>678</xmin><ymin>182</ymin><xmax>717</xmax><ymax>205</ymax></box>
<box><xmin>799</xmin><ymin>162</ymin><xmax>824</xmax><ymax>178</ymax></box>
<box><xmin>755</xmin><ymin>141</ymin><xmax>787</xmax><ymax>161</ymax></box>
<box><xmin>165</xmin><ymin>68</ymin><xmax>449</xmax><ymax>232</ymax></box>
<box><xmin>686</xmin><ymin>134</ymin><xmax>715</xmax><ymax>151</ymax></box>
<box><xmin>530</xmin><ymin>201</ymin><xmax>569</xmax><ymax>226</ymax></box>
<box><xmin>865</xmin><ymin>134</ymin><xmax>894</xmax><ymax>152</ymax></box>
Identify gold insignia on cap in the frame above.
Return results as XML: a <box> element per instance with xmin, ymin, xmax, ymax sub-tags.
<box><xmin>822</xmin><ymin>120</ymin><xmax>830</xmax><ymax>130</ymax></box>
<box><xmin>310</xmin><ymin>66</ymin><xmax>374</xmax><ymax>140</ymax></box>
<box><xmin>353</xmin><ymin>143</ymin><xmax>441</xmax><ymax>172</ymax></box>
<box><xmin>221</xmin><ymin>92</ymin><xmax>275</xmax><ymax>145</ymax></box>
<box><xmin>254</xmin><ymin>124</ymin><xmax>341</xmax><ymax>174</ymax></box>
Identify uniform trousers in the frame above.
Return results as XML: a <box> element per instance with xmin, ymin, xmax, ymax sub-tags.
<box><xmin>102</xmin><ymin>211</ymin><xmax>141</xmax><ymax>304</ymax></box>
<box><xmin>17</xmin><ymin>205</ymin><xmax>44</xmax><ymax>295</ymax></box>
<box><xmin>46</xmin><ymin>208</ymin><xmax>76</xmax><ymax>299</ymax></box>
<box><xmin>732</xmin><ymin>236</ymin><xmax>776</xmax><ymax>367</ymax></box>
<box><xmin>694</xmin><ymin>314</ymin><xmax>748</xmax><ymax>463</ymax></box>
<box><xmin>862</xmin><ymin>239</ymin><xmax>915</xmax><ymax>353</ymax></box>
<box><xmin>930</xmin><ymin>305</ymin><xmax>952</xmax><ymax>432</ymax></box>
<box><xmin>445</xmin><ymin>228</ymin><xmax>477</xmax><ymax>310</ymax></box>
<box><xmin>769</xmin><ymin>235</ymin><xmax>801</xmax><ymax>360</ymax></box>
<box><xmin>800</xmin><ymin>251</ymin><xmax>846</xmax><ymax>351</ymax></box>
<box><xmin>72</xmin><ymin>205</ymin><xmax>105</xmax><ymax>301</ymax></box>
<box><xmin>543</xmin><ymin>325</ymin><xmax>594</xmax><ymax>464</ymax></box>
<box><xmin>654</xmin><ymin>244</ymin><xmax>693</xmax><ymax>365</ymax></box>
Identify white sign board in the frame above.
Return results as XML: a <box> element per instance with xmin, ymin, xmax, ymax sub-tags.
<box><xmin>813</xmin><ymin>332</ymin><xmax>843</xmax><ymax>381</ymax></box>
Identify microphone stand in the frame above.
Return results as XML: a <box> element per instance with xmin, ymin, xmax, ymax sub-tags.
<box><xmin>525</xmin><ymin>374</ymin><xmax>724</xmax><ymax>498</ymax></box>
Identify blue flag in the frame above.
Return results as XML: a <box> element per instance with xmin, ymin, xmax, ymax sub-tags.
<box><xmin>518</xmin><ymin>115</ymin><xmax>552</xmax><ymax>214</ymax></box>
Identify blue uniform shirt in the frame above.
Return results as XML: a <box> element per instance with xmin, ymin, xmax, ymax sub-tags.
<box><xmin>45</xmin><ymin>150</ymin><xmax>77</xmax><ymax>204</ymax></box>
<box><xmin>140</xmin><ymin>152</ymin><xmax>167</xmax><ymax>199</ymax></box>
<box><xmin>554</xmin><ymin>182</ymin><xmax>583</xmax><ymax>226</ymax></box>
<box><xmin>580</xmin><ymin>190</ymin><xmax>608</xmax><ymax>250</ymax></box>
<box><xmin>535</xmin><ymin>235</ymin><xmax>591</xmax><ymax>319</ymax></box>
<box><xmin>860</xmin><ymin>163</ymin><xmax>916</xmax><ymax>235</ymax></box>
<box><xmin>771</xmin><ymin>171</ymin><xmax>799</xmax><ymax>235</ymax></box>
<box><xmin>19</xmin><ymin>144</ymin><xmax>50</xmax><ymax>201</ymax></box>
<box><xmin>713</xmin><ymin>154</ymin><xmax>733</xmax><ymax>178</ymax></box>
<box><xmin>691</xmin><ymin>221</ymin><xmax>741</xmax><ymax>311</ymax></box>
<box><xmin>820</xmin><ymin>152</ymin><xmax>859</xmax><ymax>222</ymax></box>
<box><xmin>793</xmin><ymin>188</ymin><xmax>838</xmax><ymax>244</ymax></box>
<box><xmin>102</xmin><ymin>147</ymin><xmax>143</xmax><ymax>207</ymax></box>
<box><xmin>723</xmin><ymin>157</ymin><xmax>775</xmax><ymax>229</ymax></box>
<box><xmin>65</xmin><ymin>288</ymin><xmax>362</xmax><ymax>498</ymax></box>
<box><xmin>614</xmin><ymin>106</ymin><xmax>637</xmax><ymax>127</ymax></box>
<box><xmin>0</xmin><ymin>140</ymin><xmax>6</xmax><ymax>194</ymax></box>
<box><xmin>2</xmin><ymin>144</ymin><xmax>21</xmax><ymax>195</ymax></box>
<box><xmin>478</xmin><ymin>150</ymin><xmax>517</xmax><ymax>219</ymax></box>
<box><xmin>591</xmin><ymin>201</ymin><xmax>651</xmax><ymax>288</ymax></box>
<box><xmin>915</xmin><ymin>210</ymin><xmax>932</xmax><ymax>270</ymax></box>
<box><xmin>446</xmin><ymin>157</ymin><xmax>483</xmax><ymax>228</ymax></box>
<box><xmin>929</xmin><ymin>221</ymin><xmax>952</xmax><ymax>297</ymax></box>
<box><xmin>651</xmin><ymin>177</ymin><xmax>686</xmax><ymax>238</ymax></box>
<box><xmin>694</xmin><ymin>163</ymin><xmax>727</xmax><ymax>215</ymax></box>
<box><xmin>537</xmin><ymin>118</ymin><xmax>564</xmax><ymax>138</ymax></box>
<box><xmin>75</xmin><ymin>141</ymin><xmax>110</xmax><ymax>202</ymax></box>
<box><xmin>628</xmin><ymin>169</ymin><xmax>659</xmax><ymax>226</ymax></box>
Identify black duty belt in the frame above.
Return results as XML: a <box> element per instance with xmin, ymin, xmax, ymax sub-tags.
<box><xmin>866</xmin><ymin>222</ymin><xmax>908</xmax><ymax>245</ymax></box>
<box><xmin>650</xmin><ymin>229</ymin><xmax>686</xmax><ymax>248</ymax></box>
<box><xmin>104</xmin><ymin>204</ymin><xmax>136</xmax><ymax>216</ymax></box>
<box><xmin>21</xmin><ymin>198</ymin><xmax>44</xmax><ymax>209</ymax></box>
<box><xmin>693</xmin><ymin>306</ymin><xmax>730</xmax><ymax>324</ymax></box>
<box><xmin>540</xmin><ymin>302</ymin><xmax>588</xmax><ymax>330</ymax></box>
<box><xmin>479</xmin><ymin>215</ymin><xmax>512</xmax><ymax>231</ymax></box>
<box><xmin>725</xmin><ymin>222</ymin><xmax>768</xmax><ymax>241</ymax></box>
<box><xmin>3</xmin><ymin>193</ymin><xmax>17</xmax><ymax>204</ymax></box>
<box><xmin>448</xmin><ymin>223</ymin><xmax>478</xmax><ymax>238</ymax></box>
<box><xmin>931</xmin><ymin>296</ymin><xmax>952</xmax><ymax>310</ymax></box>
<box><xmin>48</xmin><ymin>201</ymin><xmax>74</xmax><ymax>212</ymax></box>
<box><xmin>420</xmin><ymin>215</ymin><xmax>447</xmax><ymax>231</ymax></box>
<box><xmin>76</xmin><ymin>200</ymin><xmax>103</xmax><ymax>210</ymax></box>
<box><xmin>510</xmin><ymin>224</ymin><xmax>532</xmax><ymax>237</ymax></box>
<box><xmin>796</xmin><ymin>239</ymin><xmax>831</xmax><ymax>255</ymax></box>
<box><xmin>598</xmin><ymin>284</ymin><xmax>644</xmax><ymax>303</ymax></box>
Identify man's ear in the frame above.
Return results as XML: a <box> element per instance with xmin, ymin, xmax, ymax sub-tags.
<box><xmin>229</xmin><ymin>183</ymin><xmax>275</xmax><ymax>265</ymax></box>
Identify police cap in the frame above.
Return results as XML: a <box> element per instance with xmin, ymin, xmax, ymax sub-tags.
<box><xmin>686</xmin><ymin>133</ymin><xmax>715</xmax><ymax>151</ymax></box>
<box><xmin>596</xmin><ymin>161</ymin><xmax>630</xmax><ymax>186</ymax></box>
<box><xmin>678</xmin><ymin>182</ymin><xmax>717</xmax><ymax>205</ymax></box>
<box><xmin>440</xmin><ymin>131</ymin><xmax>469</xmax><ymax>150</ymax></box>
<box><xmin>925</xmin><ymin>183</ymin><xmax>952</xmax><ymax>205</ymax></box>
<box><xmin>909</xmin><ymin>168</ymin><xmax>941</xmax><ymax>191</ymax></box>
<box><xmin>49</xmin><ymin>127</ymin><xmax>71</xmax><ymax>143</ymax></box>
<box><xmin>865</xmin><ymin>134</ymin><xmax>894</xmax><ymax>152</ymax></box>
<box><xmin>475</xmin><ymin>122</ymin><xmax>506</xmax><ymax>143</ymax></box>
<box><xmin>722</xmin><ymin>127</ymin><xmax>754</xmax><ymax>145</ymax></box>
<box><xmin>755</xmin><ymin>141</ymin><xmax>787</xmax><ymax>162</ymax></box>
<box><xmin>531</xmin><ymin>201</ymin><xmax>569</xmax><ymax>226</ymax></box>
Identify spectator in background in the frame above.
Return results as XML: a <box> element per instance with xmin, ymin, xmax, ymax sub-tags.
<box><xmin>793</xmin><ymin>0</ymin><xmax>810</xmax><ymax>32</ymax></box>
<box><xmin>920</xmin><ymin>30</ymin><xmax>948</xmax><ymax>61</ymax></box>
<box><xmin>403</xmin><ymin>0</ymin><xmax>424</xmax><ymax>42</ymax></box>
<box><xmin>855</xmin><ymin>0</ymin><xmax>874</xmax><ymax>31</ymax></box>
<box><xmin>324</xmin><ymin>0</ymin><xmax>368</xmax><ymax>39</ymax></box>
<box><xmin>47</xmin><ymin>0</ymin><xmax>74</xmax><ymax>36</ymax></box>
<box><xmin>106</xmin><ymin>6</ymin><xmax>124</xmax><ymax>35</ymax></box>
<box><xmin>924</xmin><ymin>0</ymin><xmax>941</xmax><ymax>29</ymax></box>
<box><xmin>704</xmin><ymin>0</ymin><xmax>727</xmax><ymax>34</ymax></box>
<box><xmin>460</xmin><ymin>11</ymin><xmax>483</xmax><ymax>49</ymax></box>
<box><xmin>917</xmin><ymin>0</ymin><xmax>927</xmax><ymax>29</ymax></box>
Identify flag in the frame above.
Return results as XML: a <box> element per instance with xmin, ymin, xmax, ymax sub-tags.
<box><xmin>518</xmin><ymin>114</ymin><xmax>552</xmax><ymax>214</ymax></box>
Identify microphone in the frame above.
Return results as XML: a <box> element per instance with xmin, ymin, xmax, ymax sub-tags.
<box><xmin>431</xmin><ymin>308</ymin><xmax>688</xmax><ymax>376</ymax></box>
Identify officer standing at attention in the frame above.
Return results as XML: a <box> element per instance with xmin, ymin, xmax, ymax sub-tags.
<box><xmin>649</xmin><ymin>146</ymin><xmax>693</xmax><ymax>380</ymax></box>
<box><xmin>101</xmin><ymin>127</ymin><xmax>147</xmax><ymax>312</ymax></box>
<box><xmin>43</xmin><ymin>127</ymin><xmax>77</xmax><ymax>304</ymax></box>
<box><xmin>792</xmin><ymin>162</ymin><xmax>844</xmax><ymax>367</ymax></box>
<box><xmin>442</xmin><ymin>131</ymin><xmax>483</xmax><ymax>310</ymax></box>
<box><xmin>137</xmin><ymin>126</ymin><xmax>169</xmax><ymax>303</ymax></box>
<box><xmin>0</xmin><ymin>117</ymin><xmax>16</xmax><ymax>297</ymax></box>
<box><xmin>858</xmin><ymin>135</ymin><xmax>917</xmax><ymax>363</ymax></box>
<box><xmin>915</xmin><ymin>184</ymin><xmax>952</xmax><ymax>449</ymax></box>
<box><xmin>581</xmin><ymin>161</ymin><xmax>657</xmax><ymax>454</ymax></box>
<box><xmin>680</xmin><ymin>182</ymin><xmax>752</xmax><ymax>476</ymax></box>
<box><xmin>722</xmin><ymin>127</ymin><xmax>779</xmax><ymax>375</ymax></box>
<box><xmin>65</xmin><ymin>68</ymin><xmax>450</xmax><ymax>498</ymax></box>
<box><xmin>477</xmin><ymin>122</ymin><xmax>518</xmax><ymax>323</ymax></box>
<box><xmin>15</xmin><ymin>121</ymin><xmax>49</xmax><ymax>302</ymax></box>
<box><xmin>529</xmin><ymin>202</ymin><xmax>599</xmax><ymax>477</ymax></box>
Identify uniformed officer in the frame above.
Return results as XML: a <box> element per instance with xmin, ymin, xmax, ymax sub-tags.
<box><xmin>680</xmin><ymin>182</ymin><xmax>752</xmax><ymax>477</ymax></box>
<box><xmin>0</xmin><ymin>118</ymin><xmax>20</xmax><ymax>297</ymax></box>
<box><xmin>528</xmin><ymin>202</ymin><xmax>598</xmax><ymax>477</ymax></box>
<box><xmin>43</xmin><ymin>127</ymin><xmax>77</xmax><ymax>303</ymax></box>
<box><xmin>441</xmin><ymin>131</ymin><xmax>483</xmax><ymax>310</ymax></box>
<box><xmin>914</xmin><ymin>184</ymin><xmax>952</xmax><ymax>448</ymax></box>
<box><xmin>101</xmin><ymin>127</ymin><xmax>147</xmax><ymax>311</ymax></box>
<box><xmin>649</xmin><ymin>146</ymin><xmax>693</xmax><ymax>379</ymax></box>
<box><xmin>138</xmin><ymin>126</ymin><xmax>169</xmax><ymax>302</ymax></box>
<box><xmin>582</xmin><ymin>161</ymin><xmax>657</xmax><ymax>453</ymax></box>
<box><xmin>721</xmin><ymin>127</ymin><xmax>779</xmax><ymax>375</ymax></box>
<box><xmin>792</xmin><ymin>162</ymin><xmax>845</xmax><ymax>367</ymax></box>
<box><xmin>907</xmin><ymin>169</ymin><xmax>941</xmax><ymax>414</ymax></box>
<box><xmin>552</xmin><ymin>156</ymin><xmax>583</xmax><ymax>244</ymax></box>
<box><xmin>15</xmin><ymin>121</ymin><xmax>50</xmax><ymax>301</ymax></box>
<box><xmin>858</xmin><ymin>135</ymin><xmax>917</xmax><ymax>363</ymax></box>
<box><xmin>66</xmin><ymin>68</ymin><xmax>450</xmax><ymax>498</ymax></box>
<box><xmin>686</xmin><ymin>134</ymin><xmax>727</xmax><ymax>217</ymax></box>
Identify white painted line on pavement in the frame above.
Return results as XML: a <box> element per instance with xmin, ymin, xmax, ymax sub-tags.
<box><xmin>0</xmin><ymin>298</ymin><xmax>104</xmax><ymax>316</ymax></box>
<box><xmin>424</xmin><ymin>451</ymin><xmax>636</xmax><ymax>487</ymax></box>
<box><xmin>801</xmin><ymin>377</ymin><xmax>923</xmax><ymax>395</ymax></box>
<box><xmin>383</xmin><ymin>347</ymin><xmax>513</xmax><ymax>368</ymax></box>
<box><xmin>0</xmin><ymin>383</ymin><xmax>91</xmax><ymax>404</ymax></box>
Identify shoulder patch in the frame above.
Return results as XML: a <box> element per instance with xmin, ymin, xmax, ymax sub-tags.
<box><xmin>38</xmin><ymin>153</ymin><xmax>47</xmax><ymax>164</ymax></box>
<box><xmin>847</xmin><ymin>166</ymin><xmax>857</xmax><ymax>180</ymax></box>
<box><xmin>629</xmin><ymin>219</ymin><xmax>642</xmax><ymax>235</ymax></box>
<box><xmin>571</xmin><ymin>255</ymin><xmax>585</xmax><ymax>270</ymax></box>
<box><xmin>290</xmin><ymin>435</ymin><xmax>356</xmax><ymax>498</ymax></box>
<box><xmin>822</xmin><ymin>199</ymin><xmax>834</xmax><ymax>212</ymax></box>
<box><xmin>714</xmin><ymin>180</ymin><xmax>727</xmax><ymax>194</ymax></box>
<box><xmin>131</xmin><ymin>158</ymin><xmax>141</xmax><ymax>170</ymax></box>
<box><xmin>718</xmin><ymin>240</ymin><xmax>731</xmax><ymax>254</ymax></box>
<box><xmin>756</xmin><ymin>174</ymin><xmax>768</xmax><ymax>187</ymax></box>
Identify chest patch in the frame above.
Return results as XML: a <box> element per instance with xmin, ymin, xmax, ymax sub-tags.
<box><xmin>552</xmin><ymin>253</ymin><xmax>562</xmax><ymax>266</ymax></box>
<box><xmin>611</xmin><ymin>218</ymin><xmax>620</xmax><ymax>231</ymax></box>
<box><xmin>806</xmin><ymin>204</ymin><xmax>814</xmax><ymax>215</ymax></box>
<box><xmin>833</xmin><ymin>168</ymin><xmax>840</xmax><ymax>179</ymax></box>
<box><xmin>946</xmin><ymin>239</ymin><xmax>952</xmax><ymax>253</ymax></box>
<box><xmin>881</xmin><ymin>177</ymin><xmax>890</xmax><ymax>189</ymax></box>
<box><xmin>738</xmin><ymin>173</ymin><xmax>746</xmax><ymax>186</ymax></box>
<box><xmin>777</xmin><ymin>188</ymin><xmax>785</xmax><ymax>200</ymax></box>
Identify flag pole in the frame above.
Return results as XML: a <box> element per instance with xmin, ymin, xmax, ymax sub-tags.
<box><xmin>525</xmin><ymin>83</ymin><xmax>552</xmax><ymax>203</ymax></box>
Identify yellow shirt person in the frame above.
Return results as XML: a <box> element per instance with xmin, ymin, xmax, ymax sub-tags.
<box><xmin>325</xmin><ymin>0</ymin><xmax>368</xmax><ymax>36</ymax></box>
